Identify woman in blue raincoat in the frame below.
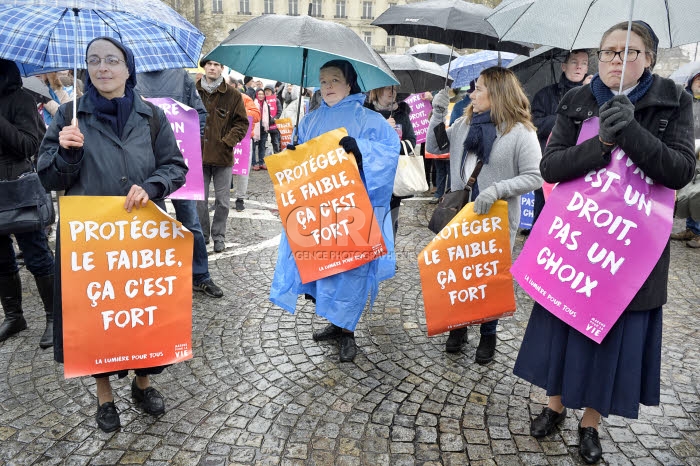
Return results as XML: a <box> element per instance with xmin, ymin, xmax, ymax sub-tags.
<box><xmin>270</xmin><ymin>60</ymin><xmax>400</xmax><ymax>362</ymax></box>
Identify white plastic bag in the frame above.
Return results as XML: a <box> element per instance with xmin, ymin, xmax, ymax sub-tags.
<box><xmin>393</xmin><ymin>141</ymin><xmax>429</xmax><ymax>197</ymax></box>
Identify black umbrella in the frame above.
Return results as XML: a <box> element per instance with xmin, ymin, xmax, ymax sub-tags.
<box><xmin>372</xmin><ymin>0</ymin><xmax>531</xmax><ymax>54</ymax></box>
<box><xmin>372</xmin><ymin>0</ymin><xmax>531</xmax><ymax>88</ymax></box>
<box><xmin>405</xmin><ymin>43</ymin><xmax>460</xmax><ymax>66</ymax></box>
<box><xmin>381</xmin><ymin>54</ymin><xmax>452</xmax><ymax>93</ymax></box>
<box><xmin>507</xmin><ymin>46</ymin><xmax>598</xmax><ymax>99</ymax></box>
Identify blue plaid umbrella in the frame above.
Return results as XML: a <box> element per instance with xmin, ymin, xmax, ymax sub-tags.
<box><xmin>443</xmin><ymin>50</ymin><xmax>518</xmax><ymax>89</ymax></box>
<box><xmin>0</xmin><ymin>0</ymin><xmax>204</xmax><ymax>73</ymax></box>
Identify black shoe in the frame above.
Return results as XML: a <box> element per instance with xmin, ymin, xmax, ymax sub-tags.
<box><xmin>521</xmin><ymin>229</ymin><xmax>531</xmax><ymax>236</ymax></box>
<box><xmin>474</xmin><ymin>334</ymin><xmax>497</xmax><ymax>365</ymax></box>
<box><xmin>312</xmin><ymin>323</ymin><xmax>343</xmax><ymax>341</ymax></box>
<box><xmin>579</xmin><ymin>422</ymin><xmax>602</xmax><ymax>464</ymax></box>
<box><xmin>193</xmin><ymin>279</ymin><xmax>224</xmax><ymax>298</ymax></box>
<box><xmin>235</xmin><ymin>198</ymin><xmax>245</xmax><ymax>212</ymax></box>
<box><xmin>339</xmin><ymin>333</ymin><xmax>357</xmax><ymax>362</ymax></box>
<box><xmin>530</xmin><ymin>407</ymin><xmax>567</xmax><ymax>438</ymax></box>
<box><xmin>213</xmin><ymin>240</ymin><xmax>225</xmax><ymax>253</ymax></box>
<box><xmin>131</xmin><ymin>379</ymin><xmax>165</xmax><ymax>416</ymax></box>
<box><xmin>96</xmin><ymin>401</ymin><xmax>120</xmax><ymax>433</ymax></box>
<box><xmin>445</xmin><ymin>328</ymin><xmax>468</xmax><ymax>353</ymax></box>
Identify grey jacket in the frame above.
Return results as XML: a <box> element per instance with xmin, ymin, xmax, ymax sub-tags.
<box><xmin>426</xmin><ymin>108</ymin><xmax>543</xmax><ymax>248</ymax></box>
<box><xmin>38</xmin><ymin>94</ymin><xmax>187</xmax><ymax>198</ymax></box>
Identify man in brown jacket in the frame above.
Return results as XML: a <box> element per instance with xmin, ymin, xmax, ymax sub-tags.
<box><xmin>196</xmin><ymin>59</ymin><xmax>249</xmax><ymax>253</ymax></box>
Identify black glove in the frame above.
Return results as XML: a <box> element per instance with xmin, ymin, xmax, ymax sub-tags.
<box><xmin>598</xmin><ymin>95</ymin><xmax>635</xmax><ymax>145</ymax></box>
<box><xmin>286</xmin><ymin>144</ymin><xmax>296</xmax><ymax>150</ymax></box>
<box><xmin>339</xmin><ymin>136</ymin><xmax>362</xmax><ymax>169</ymax></box>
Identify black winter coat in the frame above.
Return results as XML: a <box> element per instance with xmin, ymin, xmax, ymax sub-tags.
<box><xmin>531</xmin><ymin>73</ymin><xmax>585</xmax><ymax>152</ymax></box>
<box><xmin>543</xmin><ymin>75</ymin><xmax>697</xmax><ymax>311</ymax></box>
<box><xmin>0</xmin><ymin>59</ymin><xmax>45</xmax><ymax>180</ymax></box>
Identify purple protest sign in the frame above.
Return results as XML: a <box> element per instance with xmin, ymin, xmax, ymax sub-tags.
<box><xmin>232</xmin><ymin>117</ymin><xmax>253</xmax><ymax>176</ymax></box>
<box><xmin>144</xmin><ymin>97</ymin><xmax>204</xmax><ymax>201</ymax></box>
<box><xmin>404</xmin><ymin>94</ymin><xmax>432</xmax><ymax>144</ymax></box>
<box><xmin>510</xmin><ymin>118</ymin><xmax>674</xmax><ymax>343</ymax></box>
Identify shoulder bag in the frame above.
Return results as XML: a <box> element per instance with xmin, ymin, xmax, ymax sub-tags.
<box><xmin>0</xmin><ymin>168</ymin><xmax>55</xmax><ymax>236</ymax></box>
<box><xmin>428</xmin><ymin>159</ymin><xmax>483</xmax><ymax>234</ymax></box>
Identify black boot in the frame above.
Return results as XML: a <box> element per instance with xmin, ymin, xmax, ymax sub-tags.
<box><xmin>475</xmin><ymin>334</ymin><xmax>497</xmax><ymax>365</ymax></box>
<box><xmin>313</xmin><ymin>323</ymin><xmax>343</xmax><ymax>341</ymax></box>
<box><xmin>34</xmin><ymin>274</ymin><xmax>54</xmax><ymax>349</ymax></box>
<box><xmin>0</xmin><ymin>273</ymin><xmax>27</xmax><ymax>342</ymax></box>
<box><xmin>339</xmin><ymin>332</ymin><xmax>357</xmax><ymax>362</ymax></box>
<box><xmin>445</xmin><ymin>328</ymin><xmax>468</xmax><ymax>353</ymax></box>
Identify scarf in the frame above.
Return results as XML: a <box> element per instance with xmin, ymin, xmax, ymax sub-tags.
<box><xmin>200</xmin><ymin>75</ymin><xmax>223</xmax><ymax>94</ymax></box>
<box><xmin>372</xmin><ymin>100</ymin><xmax>398</xmax><ymax>112</ymax></box>
<box><xmin>590</xmin><ymin>69</ymin><xmax>654</xmax><ymax>106</ymax></box>
<box><xmin>463</xmin><ymin>111</ymin><xmax>497</xmax><ymax>164</ymax></box>
<box><xmin>87</xmin><ymin>85</ymin><xmax>134</xmax><ymax>138</ymax></box>
<box><xmin>253</xmin><ymin>98</ymin><xmax>269</xmax><ymax>140</ymax></box>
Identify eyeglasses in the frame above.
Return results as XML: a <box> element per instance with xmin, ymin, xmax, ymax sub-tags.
<box><xmin>86</xmin><ymin>55</ymin><xmax>125</xmax><ymax>67</ymax></box>
<box><xmin>596</xmin><ymin>49</ymin><xmax>644</xmax><ymax>63</ymax></box>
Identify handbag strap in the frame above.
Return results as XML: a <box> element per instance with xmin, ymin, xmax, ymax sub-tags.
<box><xmin>465</xmin><ymin>159</ymin><xmax>483</xmax><ymax>190</ymax></box>
<box><xmin>400</xmin><ymin>139</ymin><xmax>417</xmax><ymax>156</ymax></box>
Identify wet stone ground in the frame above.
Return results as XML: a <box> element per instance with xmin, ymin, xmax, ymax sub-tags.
<box><xmin>0</xmin><ymin>170</ymin><xmax>698</xmax><ymax>465</ymax></box>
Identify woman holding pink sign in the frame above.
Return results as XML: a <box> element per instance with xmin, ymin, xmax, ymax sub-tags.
<box><xmin>514</xmin><ymin>22</ymin><xmax>696</xmax><ymax>464</ymax></box>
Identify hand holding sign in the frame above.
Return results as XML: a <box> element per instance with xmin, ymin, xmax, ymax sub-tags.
<box><xmin>265</xmin><ymin>128</ymin><xmax>386</xmax><ymax>283</ymax></box>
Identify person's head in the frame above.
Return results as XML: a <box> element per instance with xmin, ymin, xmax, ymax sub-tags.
<box><xmin>561</xmin><ymin>49</ymin><xmax>589</xmax><ymax>83</ymax></box>
<box><xmin>597</xmin><ymin>21</ymin><xmax>657</xmax><ymax>91</ymax></box>
<box><xmin>275</xmin><ymin>81</ymin><xmax>283</xmax><ymax>91</ymax></box>
<box><xmin>244</xmin><ymin>75</ymin><xmax>253</xmax><ymax>86</ymax></box>
<box><xmin>201</xmin><ymin>60</ymin><xmax>224</xmax><ymax>82</ymax></box>
<box><xmin>256</xmin><ymin>88</ymin><xmax>265</xmax><ymax>100</ymax></box>
<box><xmin>466</xmin><ymin>67</ymin><xmax>535</xmax><ymax>134</ymax></box>
<box><xmin>688</xmin><ymin>73</ymin><xmax>700</xmax><ymax>97</ymax></box>
<box><xmin>319</xmin><ymin>60</ymin><xmax>361</xmax><ymax>107</ymax></box>
<box><xmin>369</xmin><ymin>85</ymin><xmax>397</xmax><ymax>107</ymax></box>
<box><xmin>264</xmin><ymin>84</ymin><xmax>275</xmax><ymax>96</ymax></box>
<box><xmin>255</xmin><ymin>80</ymin><xmax>263</xmax><ymax>89</ymax></box>
<box><xmin>85</xmin><ymin>37</ymin><xmax>135</xmax><ymax>100</ymax></box>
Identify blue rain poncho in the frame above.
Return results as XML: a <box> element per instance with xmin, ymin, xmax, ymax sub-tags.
<box><xmin>270</xmin><ymin>92</ymin><xmax>400</xmax><ymax>331</ymax></box>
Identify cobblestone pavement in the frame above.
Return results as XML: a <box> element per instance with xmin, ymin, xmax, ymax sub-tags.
<box><xmin>1</xmin><ymin>171</ymin><xmax>698</xmax><ymax>466</ymax></box>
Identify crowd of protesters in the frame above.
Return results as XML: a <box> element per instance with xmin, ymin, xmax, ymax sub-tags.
<box><xmin>0</xmin><ymin>18</ymin><xmax>698</xmax><ymax>466</ymax></box>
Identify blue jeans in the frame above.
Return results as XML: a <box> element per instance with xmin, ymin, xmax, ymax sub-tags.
<box><xmin>480</xmin><ymin>319</ymin><xmax>498</xmax><ymax>335</ymax></box>
<box><xmin>434</xmin><ymin>160</ymin><xmax>450</xmax><ymax>197</ymax></box>
<box><xmin>171</xmin><ymin>199</ymin><xmax>210</xmax><ymax>285</ymax></box>
<box><xmin>0</xmin><ymin>230</ymin><xmax>54</xmax><ymax>278</ymax></box>
<box><xmin>252</xmin><ymin>132</ymin><xmax>268</xmax><ymax>166</ymax></box>
<box><xmin>687</xmin><ymin>217</ymin><xmax>700</xmax><ymax>235</ymax></box>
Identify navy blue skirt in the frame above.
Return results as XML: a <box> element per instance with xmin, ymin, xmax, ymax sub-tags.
<box><xmin>513</xmin><ymin>302</ymin><xmax>662</xmax><ymax>419</ymax></box>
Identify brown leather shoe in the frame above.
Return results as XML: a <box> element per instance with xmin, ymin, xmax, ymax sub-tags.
<box><xmin>671</xmin><ymin>229</ymin><xmax>698</xmax><ymax>241</ymax></box>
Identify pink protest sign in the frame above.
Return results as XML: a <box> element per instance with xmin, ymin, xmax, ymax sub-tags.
<box><xmin>145</xmin><ymin>98</ymin><xmax>204</xmax><ymax>201</ymax></box>
<box><xmin>510</xmin><ymin>117</ymin><xmax>674</xmax><ymax>343</ymax></box>
<box><xmin>232</xmin><ymin>117</ymin><xmax>253</xmax><ymax>176</ymax></box>
<box><xmin>404</xmin><ymin>94</ymin><xmax>432</xmax><ymax>144</ymax></box>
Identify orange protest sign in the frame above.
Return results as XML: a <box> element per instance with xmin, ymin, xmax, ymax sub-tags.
<box><xmin>418</xmin><ymin>200</ymin><xmax>515</xmax><ymax>336</ymax></box>
<box><xmin>59</xmin><ymin>197</ymin><xmax>194</xmax><ymax>379</ymax></box>
<box><xmin>276</xmin><ymin>117</ymin><xmax>294</xmax><ymax>148</ymax></box>
<box><xmin>265</xmin><ymin>128</ymin><xmax>386</xmax><ymax>284</ymax></box>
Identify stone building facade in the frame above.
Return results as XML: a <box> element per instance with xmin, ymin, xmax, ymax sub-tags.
<box><xmin>166</xmin><ymin>0</ymin><xmax>422</xmax><ymax>60</ymax></box>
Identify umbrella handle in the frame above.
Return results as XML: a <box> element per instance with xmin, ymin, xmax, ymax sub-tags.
<box><xmin>619</xmin><ymin>0</ymin><xmax>636</xmax><ymax>93</ymax></box>
<box><xmin>444</xmin><ymin>42</ymin><xmax>455</xmax><ymax>90</ymax></box>
<box><xmin>72</xmin><ymin>8</ymin><xmax>79</xmax><ymax>127</ymax></box>
<box><xmin>293</xmin><ymin>48</ymin><xmax>308</xmax><ymax>145</ymax></box>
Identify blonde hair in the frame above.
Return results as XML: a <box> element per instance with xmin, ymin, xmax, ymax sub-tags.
<box><xmin>464</xmin><ymin>67</ymin><xmax>535</xmax><ymax>134</ymax></box>
<box><xmin>368</xmin><ymin>85</ymin><xmax>396</xmax><ymax>103</ymax></box>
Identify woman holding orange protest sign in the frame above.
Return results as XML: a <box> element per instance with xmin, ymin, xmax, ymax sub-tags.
<box><xmin>38</xmin><ymin>37</ymin><xmax>188</xmax><ymax>433</ymax></box>
<box><xmin>426</xmin><ymin>67</ymin><xmax>542</xmax><ymax>362</ymax></box>
<box><xmin>270</xmin><ymin>60</ymin><xmax>400</xmax><ymax>363</ymax></box>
